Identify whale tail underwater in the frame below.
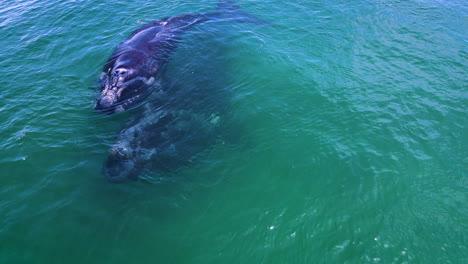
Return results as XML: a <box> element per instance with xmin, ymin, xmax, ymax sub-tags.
<box><xmin>97</xmin><ymin>0</ymin><xmax>266</xmax><ymax>182</ymax></box>
<box><xmin>94</xmin><ymin>0</ymin><xmax>267</xmax><ymax>115</ymax></box>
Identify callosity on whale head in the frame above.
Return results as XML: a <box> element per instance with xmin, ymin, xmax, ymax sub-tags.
<box><xmin>104</xmin><ymin>143</ymin><xmax>141</xmax><ymax>182</ymax></box>
<box><xmin>103</xmin><ymin>138</ymin><xmax>151</xmax><ymax>182</ymax></box>
<box><xmin>103</xmin><ymin>117</ymin><xmax>158</xmax><ymax>182</ymax></box>
<box><xmin>94</xmin><ymin>50</ymin><xmax>156</xmax><ymax>114</ymax></box>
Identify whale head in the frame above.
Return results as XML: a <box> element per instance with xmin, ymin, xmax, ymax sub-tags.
<box><xmin>103</xmin><ymin>122</ymin><xmax>158</xmax><ymax>182</ymax></box>
<box><xmin>94</xmin><ymin>51</ymin><xmax>156</xmax><ymax>114</ymax></box>
<box><xmin>104</xmin><ymin>141</ymin><xmax>144</xmax><ymax>182</ymax></box>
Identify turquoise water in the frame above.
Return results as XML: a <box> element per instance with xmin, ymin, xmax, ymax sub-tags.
<box><xmin>0</xmin><ymin>0</ymin><xmax>467</xmax><ymax>263</ymax></box>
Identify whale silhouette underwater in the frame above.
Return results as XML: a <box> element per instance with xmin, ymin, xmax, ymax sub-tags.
<box><xmin>95</xmin><ymin>0</ymin><xmax>266</xmax><ymax>182</ymax></box>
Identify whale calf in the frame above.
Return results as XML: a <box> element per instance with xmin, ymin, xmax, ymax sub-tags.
<box><xmin>94</xmin><ymin>0</ymin><xmax>265</xmax><ymax>114</ymax></box>
<box><xmin>104</xmin><ymin>101</ymin><xmax>223</xmax><ymax>182</ymax></box>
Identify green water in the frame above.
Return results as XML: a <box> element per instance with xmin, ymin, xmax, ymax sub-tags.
<box><xmin>0</xmin><ymin>0</ymin><xmax>466</xmax><ymax>263</ymax></box>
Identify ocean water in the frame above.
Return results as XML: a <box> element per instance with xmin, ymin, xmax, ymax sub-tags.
<box><xmin>0</xmin><ymin>0</ymin><xmax>466</xmax><ymax>263</ymax></box>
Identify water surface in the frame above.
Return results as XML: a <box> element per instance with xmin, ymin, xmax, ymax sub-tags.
<box><xmin>0</xmin><ymin>0</ymin><xmax>466</xmax><ymax>263</ymax></box>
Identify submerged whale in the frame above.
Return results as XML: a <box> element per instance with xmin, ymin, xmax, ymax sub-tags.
<box><xmin>104</xmin><ymin>102</ymin><xmax>223</xmax><ymax>182</ymax></box>
<box><xmin>94</xmin><ymin>0</ymin><xmax>264</xmax><ymax>114</ymax></box>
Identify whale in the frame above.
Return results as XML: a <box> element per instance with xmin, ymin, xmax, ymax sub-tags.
<box><xmin>102</xmin><ymin>38</ymin><xmax>234</xmax><ymax>182</ymax></box>
<box><xmin>98</xmin><ymin>0</ymin><xmax>266</xmax><ymax>182</ymax></box>
<box><xmin>104</xmin><ymin>101</ymin><xmax>223</xmax><ymax>182</ymax></box>
<box><xmin>94</xmin><ymin>0</ymin><xmax>266</xmax><ymax>114</ymax></box>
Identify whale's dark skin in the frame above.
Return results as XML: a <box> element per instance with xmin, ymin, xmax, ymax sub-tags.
<box><xmin>94</xmin><ymin>0</ymin><xmax>266</xmax><ymax>114</ymax></box>
<box><xmin>94</xmin><ymin>13</ymin><xmax>211</xmax><ymax>114</ymax></box>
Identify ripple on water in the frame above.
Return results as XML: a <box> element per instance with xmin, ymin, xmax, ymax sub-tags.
<box><xmin>0</xmin><ymin>0</ymin><xmax>467</xmax><ymax>263</ymax></box>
